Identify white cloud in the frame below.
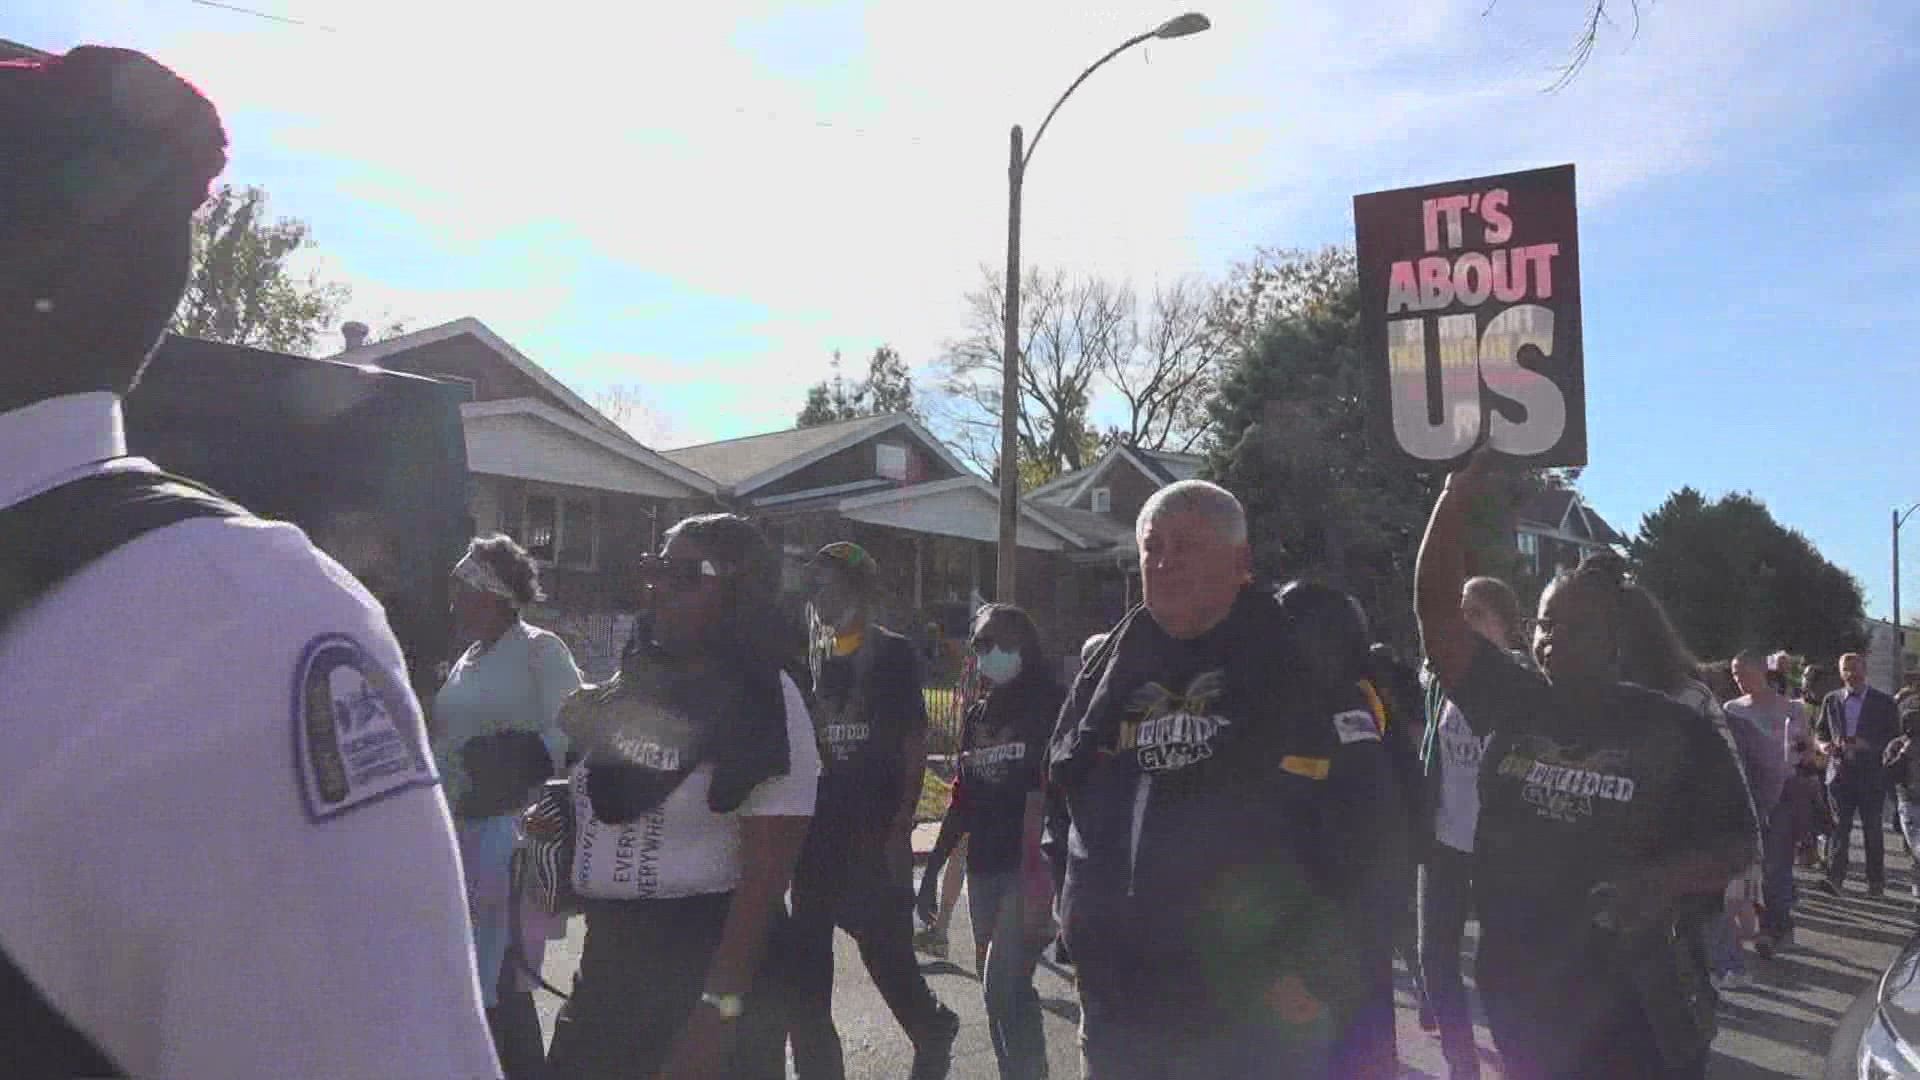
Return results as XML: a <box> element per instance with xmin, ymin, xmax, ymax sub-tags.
<box><xmin>29</xmin><ymin>0</ymin><xmax>1911</xmax><ymax>444</ymax></box>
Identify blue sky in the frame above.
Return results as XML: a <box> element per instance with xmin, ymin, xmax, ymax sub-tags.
<box><xmin>13</xmin><ymin>1</ymin><xmax>1920</xmax><ymax>624</ymax></box>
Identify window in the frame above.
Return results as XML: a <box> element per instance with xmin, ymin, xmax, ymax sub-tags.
<box><xmin>519</xmin><ymin>490</ymin><xmax>599</xmax><ymax>571</ymax></box>
<box><xmin>1516</xmin><ymin>531</ymin><xmax>1541</xmax><ymax>576</ymax></box>
<box><xmin>1090</xmin><ymin>487</ymin><xmax>1112</xmax><ymax>514</ymax></box>
<box><xmin>876</xmin><ymin>443</ymin><xmax>909</xmax><ymax>481</ymax></box>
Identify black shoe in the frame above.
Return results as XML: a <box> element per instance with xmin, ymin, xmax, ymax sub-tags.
<box><xmin>1753</xmin><ymin>935</ymin><xmax>1775</xmax><ymax>959</ymax></box>
<box><xmin>1817</xmin><ymin>878</ymin><xmax>1843</xmax><ymax>897</ymax></box>
<box><xmin>1869</xmin><ymin>883</ymin><xmax>1888</xmax><ymax>899</ymax></box>
<box><xmin>909</xmin><ymin>1006</ymin><xmax>961</xmax><ymax>1080</ymax></box>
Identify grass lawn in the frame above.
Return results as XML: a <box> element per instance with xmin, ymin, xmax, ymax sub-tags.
<box><xmin>917</xmin><ymin>769</ymin><xmax>952</xmax><ymax>823</ymax></box>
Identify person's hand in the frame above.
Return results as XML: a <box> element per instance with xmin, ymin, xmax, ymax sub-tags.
<box><xmin>1443</xmin><ymin>442</ymin><xmax>1503</xmax><ymax>500</ymax></box>
<box><xmin>1728</xmin><ymin>897</ymin><xmax>1760</xmax><ymax>941</ymax></box>
<box><xmin>657</xmin><ymin>1003</ymin><xmax>733</xmax><ymax>1080</ymax></box>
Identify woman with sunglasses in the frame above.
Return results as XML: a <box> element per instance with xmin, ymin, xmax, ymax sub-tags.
<box><xmin>546</xmin><ymin>515</ymin><xmax>819</xmax><ymax>1080</ymax></box>
<box><xmin>432</xmin><ymin>535</ymin><xmax>584</xmax><ymax>1079</ymax></box>
<box><xmin>946</xmin><ymin>603</ymin><xmax>1063</xmax><ymax>1080</ymax></box>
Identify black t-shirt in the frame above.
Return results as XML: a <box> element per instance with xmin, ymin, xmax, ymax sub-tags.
<box><xmin>1450</xmin><ymin>640</ymin><xmax>1754</xmax><ymax>1033</ymax></box>
<box><xmin>810</xmin><ymin>625</ymin><xmax>927</xmax><ymax>827</ymax></box>
<box><xmin>958</xmin><ymin>675</ymin><xmax>1062</xmax><ymax>874</ymax></box>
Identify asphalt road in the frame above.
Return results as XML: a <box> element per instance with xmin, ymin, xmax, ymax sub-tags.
<box><xmin>533</xmin><ymin>819</ymin><xmax>1918</xmax><ymax>1078</ymax></box>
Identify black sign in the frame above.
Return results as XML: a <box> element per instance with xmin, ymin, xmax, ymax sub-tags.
<box><xmin>1354</xmin><ymin>164</ymin><xmax>1585</xmax><ymax>468</ymax></box>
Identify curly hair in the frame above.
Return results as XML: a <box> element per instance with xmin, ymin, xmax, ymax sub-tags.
<box><xmin>465</xmin><ymin>533</ymin><xmax>542</xmax><ymax>608</ymax></box>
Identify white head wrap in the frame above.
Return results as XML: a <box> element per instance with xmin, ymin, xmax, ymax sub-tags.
<box><xmin>453</xmin><ymin>552</ymin><xmax>523</xmax><ymax>604</ymax></box>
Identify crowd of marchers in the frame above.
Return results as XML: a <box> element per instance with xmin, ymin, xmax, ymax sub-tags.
<box><xmin>9</xmin><ymin>42</ymin><xmax>1917</xmax><ymax>1080</ymax></box>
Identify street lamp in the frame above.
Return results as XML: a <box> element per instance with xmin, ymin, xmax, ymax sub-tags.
<box><xmin>994</xmin><ymin>12</ymin><xmax>1211</xmax><ymax>603</ymax></box>
<box><xmin>1895</xmin><ymin>503</ymin><xmax>1920</xmax><ymax>686</ymax></box>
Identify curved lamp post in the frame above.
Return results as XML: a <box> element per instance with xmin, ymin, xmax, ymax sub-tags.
<box><xmin>994</xmin><ymin>12</ymin><xmax>1211</xmax><ymax>602</ymax></box>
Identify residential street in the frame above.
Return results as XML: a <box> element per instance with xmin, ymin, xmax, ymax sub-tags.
<box><xmin>533</xmin><ymin>818</ymin><xmax>1918</xmax><ymax>1078</ymax></box>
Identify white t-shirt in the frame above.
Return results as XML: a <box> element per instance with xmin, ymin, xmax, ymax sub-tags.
<box><xmin>572</xmin><ymin>671</ymin><xmax>820</xmax><ymax>900</ymax></box>
<box><xmin>1433</xmin><ymin>697</ymin><xmax>1491</xmax><ymax>853</ymax></box>
<box><xmin>1724</xmin><ymin>695</ymin><xmax>1810</xmax><ymax>771</ymax></box>
<box><xmin>0</xmin><ymin>394</ymin><xmax>500</xmax><ymax>1080</ymax></box>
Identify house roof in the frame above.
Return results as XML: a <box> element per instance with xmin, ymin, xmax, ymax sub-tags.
<box><xmin>836</xmin><ymin>476</ymin><xmax>1088</xmax><ymax>550</ymax></box>
<box><xmin>1030</xmin><ymin>445</ymin><xmax>1205</xmax><ymax>505</ymax></box>
<box><xmin>0</xmin><ymin>39</ymin><xmax>49</xmax><ymax>60</ymax></box>
<box><xmin>1028</xmin><ymin>502</ymin><xmax>1133</xmax><ymax>549</ymax></box>
<box><xmin>341</xmin><ymin>317</ymin><xmax>632</xmax><ymax>444</ymax></box>
<box><xmin>662</xmin><ymin>413</ymin><xmax>975</xmax><ymax>496</ymax></box>
<box><xmin>461</xmin><ymin>398</ymin><xmax>717</xmax><ymax>496</ymax></box>
<box><xmin>1517</xmin><ymin>487</ymin><xmax>1624</xmax><ymax>546</ymax></box>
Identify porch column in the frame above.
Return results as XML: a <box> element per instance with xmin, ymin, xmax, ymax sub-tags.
<box><xmin>913</xmin><ymin>537</ymin><xmax>925</xmax><ymax>610</ymax></box>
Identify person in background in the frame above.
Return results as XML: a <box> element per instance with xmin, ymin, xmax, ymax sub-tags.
<box><xmin>546</xmin><ymin>514</ymin><xmax>817</xmax><ymax>1080</ymax></box>
<box><xmin>1417</xmin><ymin>454</ymin><xmax>1754</xmax><ymax>1080</ymax></box>
<box><xmin>1814</xmin><ymin>653</ymin><xmax>1902</xmax><ymax>898</ymax></box>
<box><xmin>1278</xmin><ymin>583</ymin><xmax>1411</xmax><ymax>1080</ymax></box>
<box><xmin>1418</xmin><ymin>576</ymin><xmax>1529</xmax><ymax>1080</ymax></box>
<box><xmin>952</xmin><ymin>604</ymin><xmax>1063</xmax><ymax>1080</ymax></box>
<box><xmin>0</xmin><ymin>46</ymin><xmax>499</xmax><ymax>1080</ymax></box>
<box><xmin>785</xmin><ymin>541</ymin><xmax>960</xmax><ymax>1080</ymax></box>
<box><xmin>1725</xmin><ymin>649</ymin><xmax>1812</xmax><ymax>956</ymax></box>
<box><xmin>1797</xmin><ymin>664</ymin><xmax>1841</xmax><ymax>868</ymax></box>
<box><xmin>1595</xmin><ymin>553</ymin><xmax>1762</xmax><ymax>992</ymax></box>
<box><xmin>1880</xmin><ymin>697</ymin><xmax>1920</xmax><ymax>911</ymax></box>
<box><xmin>1052</xmin><ymin>480</ymin><xmax>1399</xmax><ymax>1079</ymax></box>
<box><xmin>1043</xmin><ymin>631</ymin><xmax>1113</xmax><ymax>968</ymax></box>
<box><xmin>433</xmin><ymin>534</ymin><xmax>584</xmax><ymax>1078</ymax></box>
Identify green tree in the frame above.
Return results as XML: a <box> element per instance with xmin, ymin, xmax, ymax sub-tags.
<box><xmin>796</xmin><ymin>346</ymin><xmax>917</xmax><ymax>428</ymax></box>
<box><xmin>170</xmin><ymin>184</ymin><xmax>365</xmax><ymax>355</ymax></box>
<box><xmin>1204</xmin><ymin>248</ymin><xmax>1443</xmax><ymax>649</ymax></box>
<box><xmin>1629</xmin><ymin>489</ymin><xmax>1867</xmax><ymax>663</ymax></box>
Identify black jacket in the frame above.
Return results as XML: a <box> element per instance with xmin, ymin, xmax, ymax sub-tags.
<box><xmin>1049</xmin><ymin>591</ymin><xmax>1403</xmax><ymax>1040</ymax></box>
<box><xmin>1815</xmin><ymin>686</ymin><xmax>1901</xmax><ymax>786</ymax></box>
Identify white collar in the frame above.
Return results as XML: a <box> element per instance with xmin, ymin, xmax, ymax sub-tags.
<box><xmin>0</xmin><ymin>393</ymin><xmax>129</xmax><ymax>511</ymax></box>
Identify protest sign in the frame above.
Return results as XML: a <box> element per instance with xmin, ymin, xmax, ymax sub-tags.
<box><xmin>1353</xmin><ymin>164</ymin><xmax>1585</xmax><ymax>468</ymax></box>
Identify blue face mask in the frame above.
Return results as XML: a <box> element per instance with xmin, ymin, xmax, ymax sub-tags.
<box><xmin>976</xmin><ymin>646</ymin><xmax>1023</xmax><ymax>685</ymax></box>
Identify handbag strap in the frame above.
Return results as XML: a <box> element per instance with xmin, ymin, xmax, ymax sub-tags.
<box><xmin>0</xmin><ymin>465</ymin><xmax>245</xmax><ymax>1078</ymax></box>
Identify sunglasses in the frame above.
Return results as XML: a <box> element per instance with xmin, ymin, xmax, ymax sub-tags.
<box><xmin>637</xmin><ymin>555</ymin><xmax>727</xmax><ymax>590</ymax></box>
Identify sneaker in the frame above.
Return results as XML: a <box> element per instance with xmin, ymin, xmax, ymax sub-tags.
<box><xmin>913</xmin><ymin>925</ymin><xmax>950</xmax><ymax>961</ymax></box>
<box><xmin>909</xmin><ymin>1006</ymin><xmax>961</xmax><ymax>1080</ymax></box>
<box><xmin>1753</xmin><ymin>936</ymin><xmax>1775</xmax><ymax>959</ymax></box>
<box><xmin>1869</xmin><ymin>883</ymin><xmax>1887</xmax><ymax>899</ymax></box>
<box><xmin>1816</xmin><ymin>878</ymin><xmax>1843</xmax><ymax>898</ymax></box>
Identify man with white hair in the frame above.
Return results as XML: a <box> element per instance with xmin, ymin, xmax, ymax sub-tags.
<box><xmin>1050</xmin><ymin>480</ymin><xmax>1400</xmax><ymax>1079</ymax></box>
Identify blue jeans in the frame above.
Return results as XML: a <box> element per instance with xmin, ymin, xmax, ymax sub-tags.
<box><xmin>1707</xmin><ymin>911</ymin><xmax>1745</xmax><ymax>977</ymax></box>
<box><xmin>969</xmin><ymin>870</ymin><xmax>1048</xmax><ymax>1080</ymax></box>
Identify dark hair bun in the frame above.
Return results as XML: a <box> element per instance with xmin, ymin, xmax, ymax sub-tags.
<box><xmin>0</xmin><ymin>47</ymin><xmax>227</xmax><ymax>229</ymax></box>
<box><xmin>1575</xmin><ymin>550</ymin><xmax>1629</xmax><ymax>587</ymax></box>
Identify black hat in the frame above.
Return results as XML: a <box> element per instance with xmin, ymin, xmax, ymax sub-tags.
<box><xmin>0</xmin><ymin>46</ymin><xmax>227</xmax><ymax>249</ymax></box>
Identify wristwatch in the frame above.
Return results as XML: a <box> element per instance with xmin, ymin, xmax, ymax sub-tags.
<box><xmin>699</xmin><ymin>991</ymin><xmax>745</xmax><ymax>1021</ymax></box>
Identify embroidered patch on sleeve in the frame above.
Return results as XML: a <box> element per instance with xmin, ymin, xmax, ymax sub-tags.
<box><xmin>295</xmin><ymin>634</ymin><xmax>438</xmax><ymax>821</ymax></box>
<box><xmin>1280</xmin><ymin>755</ymin><xmax>1331</xmax><ymax>780</ymax></box>
<box><xmin>1332</xmin><ymin>708</ymin><xmax>1383</xmax><ymax>744</ymax></box>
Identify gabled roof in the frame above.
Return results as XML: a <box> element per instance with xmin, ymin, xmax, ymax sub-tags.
<box><xmin>1027</xmin><ymin>501</ymin><xmax>1133</xmax><ymax>549</ymax></box>
<box><xmin>662</xmin><ymin>413</ymin><xmax>975</xmax><ymax>496</ymax></box>
<box><xmin>1047</xmin><ymin>444</ymin><xmax>1199</xmax><ymax>509</ymax></box>
<box><xmin>1139</xmin><ymin>448</ymin><xmax>1205</xmax><ymax>483</ymax></box>
<box><xmin>461</xmin><ymin>398</ymin><xmax>718</xmax><ymax>495</ymax></box>
<box><xmin>341</xmin><ymin>317</ymin><xmax>631</xmax><ymax>443</ymax></box>
<box><xmin>836</xmin><ymin>475</ymin><xmax>1088</xmax><ymax>549</ymax></box>
<box><xmin>1517</xmin><ymin>487</ymin><xmax>1623</xmax><ymax>546</ymax></box>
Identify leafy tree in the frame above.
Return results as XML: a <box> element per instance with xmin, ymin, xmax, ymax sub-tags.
<box><xmin>863</xmin><ymin>345</ymin><xmax>916</xmax><ymax>417</ymax></box>
<box><xmin>1629</xmin><ymin>489</ymin><xmax>1867</xmax><ymax>663</ymax></box>
<box><xmin>796</xmin><ymin>346</ymin><xmax>917</xmax><ymax>428</ymax></box>
<box><xmin>1204</xmin><ymin>248</ymin><xmax>1442</xmax><ymax>649</ymax></box>
<box><xmin>170</xmin><ymin>185</ymin><xmax>366</xmax><ymax>355</ymax></box>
